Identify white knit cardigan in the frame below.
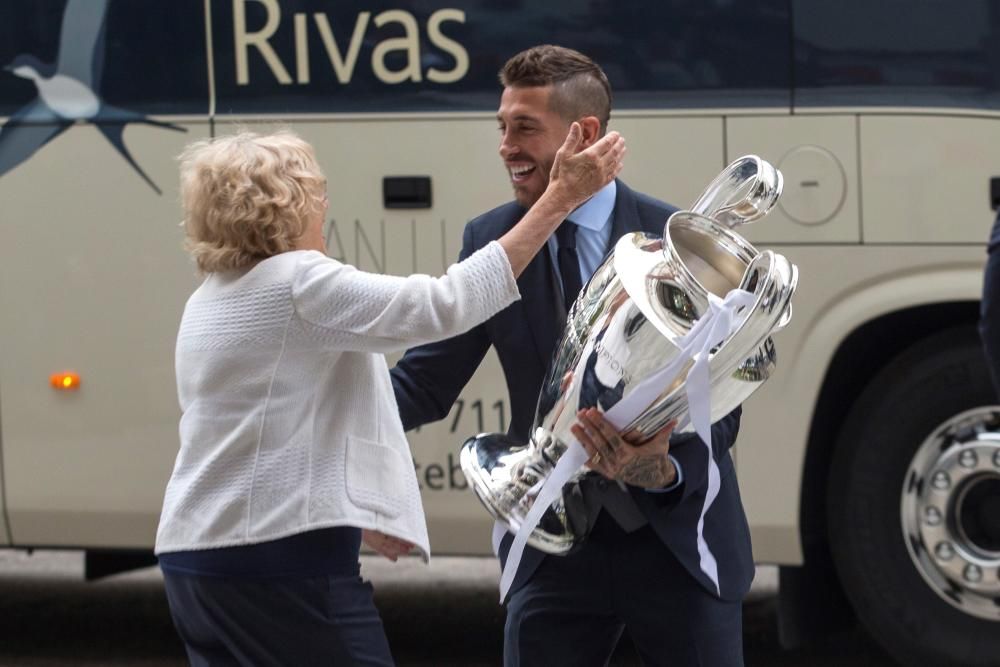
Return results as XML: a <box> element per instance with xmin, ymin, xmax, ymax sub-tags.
<box><xmin>155</xmin><ymin>242</ymin><xmax>519</xmax><ymax>561</ymax></box>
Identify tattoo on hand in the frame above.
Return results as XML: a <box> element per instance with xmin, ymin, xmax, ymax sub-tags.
<box><xmin>620</xmin><ymin>454</ymin><xmax>676</xmax><ymax>489</ymax></box>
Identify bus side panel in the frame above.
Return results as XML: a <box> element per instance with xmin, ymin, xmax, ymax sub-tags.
<box><xmin>728</xmin><ymin>115</ymin><xmax>861</xmax><ymax>245</ymax></box>
<box><xmin>862</xmin><ymin>115</ymin><xmax>1000</xmax><ymax>244</ymax></box>
<box><xmin>0</xmin><ymin>122</ymin><xmax>205</xmax><ymax>548</ymax></box>
<box><xmin>0</xmin><ymin>108</ymin><xmax>724</xmax><ymax>555</ymax></box>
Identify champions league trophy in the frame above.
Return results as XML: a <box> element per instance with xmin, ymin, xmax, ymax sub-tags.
<box><xmin>460</xmin><ymin>156</ymin><xmax>798</xmax><ymax>580</ymax></box>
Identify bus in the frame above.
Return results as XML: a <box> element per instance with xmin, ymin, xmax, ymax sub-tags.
<box><xmin>1</xmin><ymin>1</ymin><xmax>997</xmax><ymax>665</ymax></box>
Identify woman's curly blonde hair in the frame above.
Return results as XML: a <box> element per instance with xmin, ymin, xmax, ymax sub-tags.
<box><xmin>178</xmin><ymin>130</ymin><xmax>326</xmax><ymax>273</ymax></box>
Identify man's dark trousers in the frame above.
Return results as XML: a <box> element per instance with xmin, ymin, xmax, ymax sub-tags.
<box><xmin>504</xmin><ymin>512</ymin><xmax>743</xmax><ymax>667</ymax></box>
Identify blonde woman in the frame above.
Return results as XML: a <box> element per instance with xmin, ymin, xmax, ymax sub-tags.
<box><xmin>154</xmin><ymin>127</ymin><xmax>623</xmax><ymax>665</ymax></box>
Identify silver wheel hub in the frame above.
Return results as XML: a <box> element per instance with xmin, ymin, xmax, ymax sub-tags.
<box><xmin>902</xmin><ymin>406</ymin><xmax>1000</xmax><ymax>620</ymax></box>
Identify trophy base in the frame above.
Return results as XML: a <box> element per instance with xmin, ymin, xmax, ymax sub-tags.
<box><xmin>460</xmin><ymin>432</ymin><xmax>581</xmax><ymax>555</ymax></box>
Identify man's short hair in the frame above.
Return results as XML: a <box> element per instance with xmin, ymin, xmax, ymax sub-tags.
<box><xmin>178</xmin><ymin>131</ymin><xmax>326</xmax><ymax>273</ymax></box>
<box><xmin>499</xmin><ymin>44</ymin><xmax>612</xmax><ymax>134</ymax></box>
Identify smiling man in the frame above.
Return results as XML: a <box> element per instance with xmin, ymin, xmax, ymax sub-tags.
<box><xmin>391</xmin><ymin>45</ymin><xmax>750</xmax><ymax>667</ymax></box>
<box><xmin>497</xmin><ymin>61</ymin><xmax>611</xmax><ymax>209</ymax></box>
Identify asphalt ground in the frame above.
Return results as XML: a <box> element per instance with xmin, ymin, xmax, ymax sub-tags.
<box><xmin>0</xmin><ymin>550</ymin><xmax>896</xmax><ymax>666</ymax></box>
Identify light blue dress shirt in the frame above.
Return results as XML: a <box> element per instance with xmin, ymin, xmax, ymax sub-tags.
<box><xmin>547</xmin><ymin>181</ymin><xmax>683</xmax><ymax>492</ymax></box>
<box><xmin>546</xmin><ymin>181</ymin><xmax>616</xmax><ymax>295</ymax></box>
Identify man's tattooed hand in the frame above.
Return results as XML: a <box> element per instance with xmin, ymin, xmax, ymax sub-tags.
<box><xmin>571</xmin><ymin>407</ymin><xmax>678</xmax><ymax>489</ymax></box>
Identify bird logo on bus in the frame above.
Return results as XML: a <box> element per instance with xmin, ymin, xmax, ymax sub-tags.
<box><xmin>0</xmin><ymin>0</ymin><xmax>184</xmax><ymax>195</ymax></box>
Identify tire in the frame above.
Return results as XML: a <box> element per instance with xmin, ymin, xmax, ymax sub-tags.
<box><xmin>828</xmin><ymin>327</ymin><xmax>1000</xmax><ymax>667</ymax></box>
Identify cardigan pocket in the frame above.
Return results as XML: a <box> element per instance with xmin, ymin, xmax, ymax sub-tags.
<box><xmin>345</xmin><ymin>435</ymin><xmax>406</xmax><ymax>519</ymax></box>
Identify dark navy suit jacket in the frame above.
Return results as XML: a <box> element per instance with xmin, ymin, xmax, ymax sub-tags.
<box><xmin>391</xmin><ymin>180</ymin><xmax>754</xmax><ymax>602</ymax></box>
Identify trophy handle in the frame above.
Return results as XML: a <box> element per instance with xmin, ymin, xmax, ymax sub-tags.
<box><xmin>689</xmin><ymin>155</ymin><xmax>783</xmax><ymax>228</ymax></box>
<box><xmin>707</xmin><ymin>250</ymin><xmax>797</xmax><ymax>381</ymax></box>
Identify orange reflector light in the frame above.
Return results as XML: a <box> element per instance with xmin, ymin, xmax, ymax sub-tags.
<box><xmin>50</xmin><ymin>371</ymin><xmax>81</xmax><ymax>391</ymax></box>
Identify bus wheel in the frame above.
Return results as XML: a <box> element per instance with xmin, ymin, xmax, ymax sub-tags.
<box><xmin>828</xmin><ymin>327</ymin><xmax>1000</xmax><ymax>667</ymax></box>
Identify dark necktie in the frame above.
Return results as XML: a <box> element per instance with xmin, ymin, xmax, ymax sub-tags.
<box><xmin>556</xmin><ymin>222</ymin><xmax>582</xmax><ymax>313</ymax></box>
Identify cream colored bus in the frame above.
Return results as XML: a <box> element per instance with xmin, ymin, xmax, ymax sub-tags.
<box><xmin>1</xmin><ymin>1</ymin><xmax>998</xmax><ymax>665</ymax></box>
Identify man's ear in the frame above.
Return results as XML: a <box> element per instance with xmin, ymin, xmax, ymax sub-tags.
<box><xmin>576</xmin><ymin>116</ymin><xmax>602</xmax><ymax>149</ymax></box>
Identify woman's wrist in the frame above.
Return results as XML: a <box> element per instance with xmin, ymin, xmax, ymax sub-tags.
<box><xmin>532</xmin><ymin>188</ymin><xmax>577</xmax><ymax>226</ymax></box>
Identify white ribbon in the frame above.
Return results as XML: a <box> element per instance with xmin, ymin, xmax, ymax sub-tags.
<box><xmin>496</xmin><ymin>287</ymin><xmax>755</xmax><ymax>602</ymax></box>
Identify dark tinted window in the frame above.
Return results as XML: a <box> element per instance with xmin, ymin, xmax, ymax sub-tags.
<box><xmin>212</xmin><ymin>0</ymin><xmax>791</xmax><ymax>115</ymax></box>
<box><xmin>0</xmin><ymin>0</ymin><xmax>793</xmax><ymax>119</ymax></box>
<box><xmin>100</xmin><ymin>2</ymin><xmax>210</xmax><ymax>115</ymax></box>
<box><xmin>794</xmin><ymin>0</ymin><xmax>1000</xmax><ymax>109</ymax></box>
<box><xmin>0</xmin><ymin>0</ymin><xmax>208</xmax><ymax>120</ymax></box>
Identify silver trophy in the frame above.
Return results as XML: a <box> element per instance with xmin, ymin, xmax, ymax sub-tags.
<box><xmin>461</xmin><ymin>156</ymin><xmax>798</xmax><ymax>555</ymax></box>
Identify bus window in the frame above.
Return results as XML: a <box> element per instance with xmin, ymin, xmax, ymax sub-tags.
<box><xmin>794</xmin><ymin>0</ymin><xmax>1000</xmax><ymax>109</ymax></box>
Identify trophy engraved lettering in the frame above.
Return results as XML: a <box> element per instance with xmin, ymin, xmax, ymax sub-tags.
<box><xmin>461</xmin><ymin>156</ymin><xmax>799</xmax><ymax>560</ymax></box>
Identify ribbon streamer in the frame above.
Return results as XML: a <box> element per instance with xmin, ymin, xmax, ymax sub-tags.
<box><xmin>497</xmin><ymin>287</ymin><xmax>754</xmax><ymax>601</ymax></box>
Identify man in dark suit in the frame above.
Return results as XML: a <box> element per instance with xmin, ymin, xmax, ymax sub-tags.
<box><xmin>391</xmin><ymin>45</ymin><xmax>752</xmax><ymax>666</ymax></box>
